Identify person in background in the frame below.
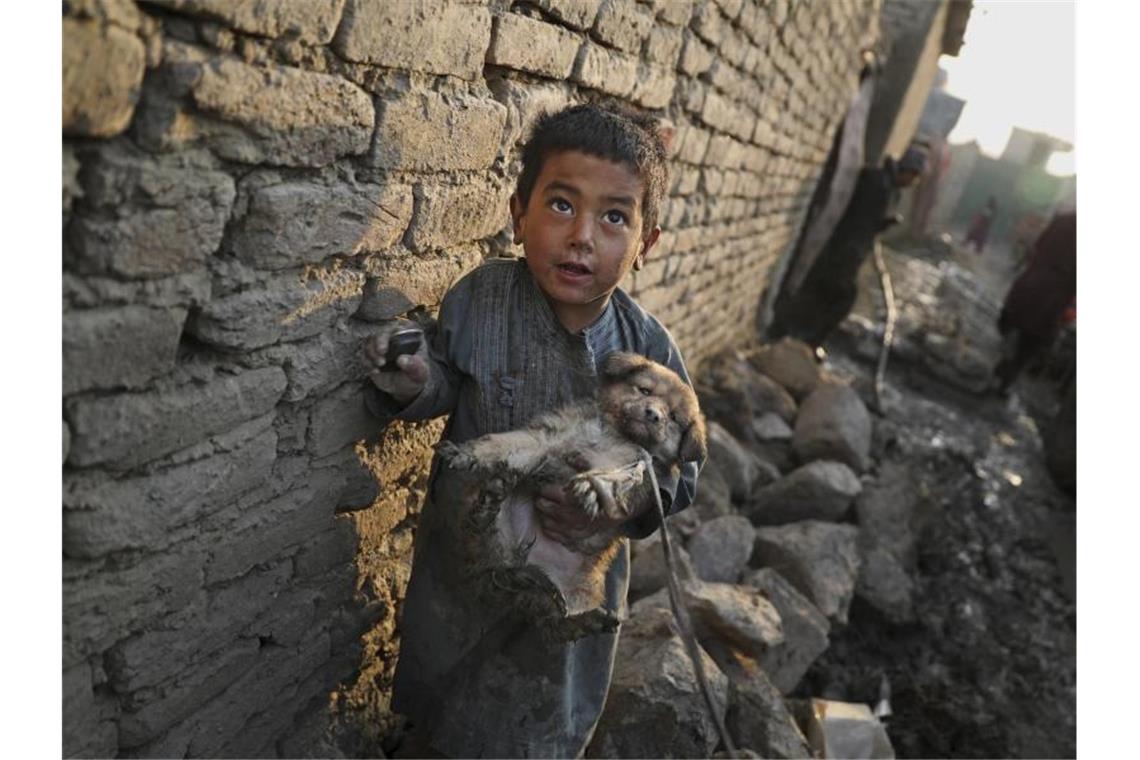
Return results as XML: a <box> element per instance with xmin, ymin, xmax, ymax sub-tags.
<box><xmin>965</xmin><ymin>195</ymin><xmax>999</xmax><ymax>254</ymax></box>
<box><xmin>769</xmin><ymin>145</ymin><xmax>928</xmax><ymax>347</ymax></box>
<box><xmin>992</xmin><ymin>209</ymin><xmax>1077</xmax><ymax>394</ymax></box>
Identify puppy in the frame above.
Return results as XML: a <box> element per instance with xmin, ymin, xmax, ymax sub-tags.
<box><xmin>437</xmin><ymin>352</ymin><xmax>707</xmax><ymax>640</ymax></box>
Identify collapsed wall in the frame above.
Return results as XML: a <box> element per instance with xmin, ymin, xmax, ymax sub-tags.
<box><xmin>62</xmin><ymin>0</ymin><xmax>880</xmax><ymax>756</ymax></box>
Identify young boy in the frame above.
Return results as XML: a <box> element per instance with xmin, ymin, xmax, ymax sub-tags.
<box><xmin>363</xmin><ymin>103</ymin><xmax>700</xmax><ymax>758</ymax></box>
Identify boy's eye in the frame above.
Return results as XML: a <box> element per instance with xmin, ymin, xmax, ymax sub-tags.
<box><xmin>551</xmin><ymin>199</ymin><xmax>572</xmax><ymax>214</ymax></box>
<box><xmin>603</xmin><ymin>209</ymin><xmax>628</xmax><ymax>226</ymax></box>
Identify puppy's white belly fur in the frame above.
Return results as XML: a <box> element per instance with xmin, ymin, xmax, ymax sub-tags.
<box><xmin>497</xmin><ymin>494</ymin><xmax>592</xmax><ymax>613</ymax></box>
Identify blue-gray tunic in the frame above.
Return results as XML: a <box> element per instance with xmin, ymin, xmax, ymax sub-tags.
<box><xmin>368</xmin><ymin>258</ymin><xmax>699</xmax><ymax>758</ymax></box>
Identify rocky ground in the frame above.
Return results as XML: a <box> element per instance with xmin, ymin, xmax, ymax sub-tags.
<box><xmin>808</xmin><ymin>237</ymin><xmax>1076</xmax><ymax>758</ymax></box>
<box><xmin>584</xmin><ymin>236</ymin><xmax>1076</xmax><ymax>758</ymax></box>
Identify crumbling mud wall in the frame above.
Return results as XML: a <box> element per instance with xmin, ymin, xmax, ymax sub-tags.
<box><xmin>62</xmin><ymin>1</ymin><xmax>880</xmax><ymax>756</ymax></box>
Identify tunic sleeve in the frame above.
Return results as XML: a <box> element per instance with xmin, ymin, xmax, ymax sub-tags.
<box><xmin>363</xmin><ymin>275</ymin><xmax>473</xmax><ymax>424</ymax></box>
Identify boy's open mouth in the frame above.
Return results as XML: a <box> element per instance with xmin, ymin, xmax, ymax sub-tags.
<box><xmin>557</xmin><ymin>262</ymin><xmax>592</xmax><ymax>276</ymax></box>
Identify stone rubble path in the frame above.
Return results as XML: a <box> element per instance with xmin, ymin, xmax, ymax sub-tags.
<box><xmin>595</xmin><ymin>235</ymin><xmax>1075</xmax><ymax>758</ymax></box>
<box><xmin>803</xmin><ymin>237</ymin><xmax>1076</xmax><ymax>758</ymax></box>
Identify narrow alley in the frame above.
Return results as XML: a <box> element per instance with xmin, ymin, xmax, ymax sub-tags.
<box><xmin>582</xmin><ymin>231</ymin><xmax>1077</xmax><ymax>759</ymax></box>
<box><xmin>801</xmin><ymin>235</ymin><xmax>1077</xmax><ymax>757</ymax></box>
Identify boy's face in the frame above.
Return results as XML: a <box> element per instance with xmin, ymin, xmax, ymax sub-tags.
<box><xmin>511</xmin><ymin>150</ymin><xmax>660</xmax><ymax>332</ymax></box>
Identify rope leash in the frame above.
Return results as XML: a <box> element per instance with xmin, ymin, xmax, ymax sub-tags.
<box><xmin>872</xmin><ymin>239</ymin><xmax>897</xmax><ymax>415</ymax></box>
<box><xmin>640</xmin><ymin>450</ymin><xmax>738</xmax><ymax>757</ymax></box>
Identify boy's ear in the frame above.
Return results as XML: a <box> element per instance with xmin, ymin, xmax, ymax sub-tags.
<box><xmin>635</xmin><ymin>226</ymin><xmax>661</xmax><ymax>271</ymax></box>
<box><xmin>509</xmin><ymin>193</ymin><xmax>525</xmax><ymax>244</ymax></box>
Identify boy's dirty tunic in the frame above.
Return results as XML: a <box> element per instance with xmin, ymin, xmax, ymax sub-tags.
<box><xmin>370</xmin><ymin>258</ymin><xmax>698</xmax><ymax>758</ymax></box>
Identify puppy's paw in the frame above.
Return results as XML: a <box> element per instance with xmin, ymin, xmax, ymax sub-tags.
<box><xmin>568</xmin><ymin>474</ymin><xmax>601</xmax><ymax>521</ymax></box>
<box><xmin>570</xmin><ymin>476</ymin><xmax>615</xmax><ymax>524</ymax></box>
<box><xmin>436</xmin><ymin>441</ymin><xmax>477</xmax><ymax>471</ymax></box>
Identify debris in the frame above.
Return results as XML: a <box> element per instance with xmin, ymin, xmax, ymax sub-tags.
<box><xmin>801</xmin><ymin>698</ymin><xmax>894</xmax><ymax>760</ymax></box>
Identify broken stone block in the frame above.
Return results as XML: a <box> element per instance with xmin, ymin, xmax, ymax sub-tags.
<box><xmin>629</xmin><ymin>527</ymin><xmax>695</xmax><ymax>601</ymax></box>
<box><xmin>753</xmin><ymin>411</ymin><xmax>794</xmax><ymax>441</ymax></box>
<box><xmin>687</xmin><ymin>515</ymin><xmax>754</xmax><ymax>583</ymax></box>
<box><xmin>691</xmin><ymin>456</ymin><xmax>734</xmax><ymax>522</ymax></box>
<box><xmin>634</xmin><ymin>580</ymin><xmax>784</xmax><ymax>681</ymax></box>
<box><xmin>708</xmin><ymin>421</ymin><xmax>769</xmax><ymax>501</ymax></box>
<box><xmin>855</xmin><ymin>546</ymin><xmax>917</xmax><ymax>625</ymax></box>
<box><xmin>588</xmin><ymin>606</ymin><xmax>728</xmax><ymax>759</ymax></box>
<box><xmin>698</xmin><ymin>352</ymin><xmax>798</xmax><ymax>443</ymax></box>
<box><xmin>742</xmin><ymin>568</ymin><xmax>831</xmax><ymax>694</ymax></box>
<box><xmin>793</xmin><ymin>382</ymin><xmax>873</xmax><ymax>473</ymax></box>
<box><xmin>726</xmin><ymin>672</ymin><xmax>813</xmax><ymax>760</ymax></box>
<box><xmin>745</xmin><ymin>460</ymin><xmax>862</xmax><ymax>526</ymax></box>
<box><xmin>747</xmin><ymin>337</ymin><xmax>822</xmax><ymax>400</ymax></box>
<box><xmin>752</xmin><ymin>521</ymin><xmax>861</xmax><ymax>626</ymax></box>
<box><xmin>801</xmin><ymin>699</ymin><xmax>895</xmax><ymax>759</ymax></box>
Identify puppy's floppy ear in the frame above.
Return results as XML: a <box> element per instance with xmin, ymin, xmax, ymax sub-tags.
<box><xmin>679</xmin><ymin>413</ymin><xmax>708</xmax><ymax>464</ymax></box>
<box><xmin>600</xmin><ymin>352</ymin><xmax>650</xmax><ymax>382</ymax></box>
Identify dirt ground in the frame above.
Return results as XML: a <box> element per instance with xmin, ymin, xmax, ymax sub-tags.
<box><xmin>793</xmin><ymin>237</ymin><xmax>1076</xmax><ymax>758</ymax></box>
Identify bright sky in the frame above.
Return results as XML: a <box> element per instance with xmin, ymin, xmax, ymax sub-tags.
<box><xmin>940</xmin><ymin>0</ymin><xmax>1075</xmax><ymax>176</ymax></box>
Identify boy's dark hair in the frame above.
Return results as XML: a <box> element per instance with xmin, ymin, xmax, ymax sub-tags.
<box><xmin>516</xmin><ymin>102</ymin><xmax>669</xmax><ymax>237</ymax></box>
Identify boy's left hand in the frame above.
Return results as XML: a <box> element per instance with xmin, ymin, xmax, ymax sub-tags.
<box><xmin>535</xmin><ymin>484</ymin><xmax>626</xmax><ymax>545</ymax></box>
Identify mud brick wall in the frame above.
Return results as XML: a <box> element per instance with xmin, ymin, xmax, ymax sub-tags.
<box><xmin>62</xmin><ymin>1</ymin><xmax>880</xmax><ymax>756</ymax></box>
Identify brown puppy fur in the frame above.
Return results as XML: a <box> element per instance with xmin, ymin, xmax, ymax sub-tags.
<box><xmin>437</xmin><ymin>352</ymin><xmax>707</xmax><ymax>640</ymax></box>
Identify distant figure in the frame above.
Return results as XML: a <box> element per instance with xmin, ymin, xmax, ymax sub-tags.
<box><xmin>964</xmin><ymin>196</ymin><xmax>999</xmax><ymax>253</ymax></box>
<box><xmin>992</xmin><ymin>210</ymin><xmax>1077</xmax><ymax>394</ymax></box>
<box><xmin>769</xmin><ymin>146</ymin><xmax>927</xmax><ymax>347</ymax></box>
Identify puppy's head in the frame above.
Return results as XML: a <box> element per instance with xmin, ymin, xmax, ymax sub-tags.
<box><xmin>598</xmin><ymin>352</ymin><xmax>708</xmax><ymax>465</ymax></box>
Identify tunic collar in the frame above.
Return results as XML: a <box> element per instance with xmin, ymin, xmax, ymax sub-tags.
<box><xmin>517</xmin><ymin>259</ymin><xmax>615</xmax><ymax>351</ymax></box>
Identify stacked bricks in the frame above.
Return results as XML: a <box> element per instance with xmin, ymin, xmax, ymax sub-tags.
<box><xmin>62</xmin><ymin>0</ymin><xmax>880</xmax><ymax>755</ymax></box>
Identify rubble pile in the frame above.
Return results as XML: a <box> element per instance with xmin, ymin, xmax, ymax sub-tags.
<box><xmin>841</xmin><ymin>248</ymin><xmax>1005</xmax><ymax>395</ymax></box>
<box><xmin>587</xmin><ymin>337</ymin><xmax>899</xmax><ymax>758</ymax></box>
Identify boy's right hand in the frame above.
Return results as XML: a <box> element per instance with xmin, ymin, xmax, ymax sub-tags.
<box><xmin>363</xmin><ymin>322</ymin><xmax>430</xmax><ymax>404</ymax></box>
